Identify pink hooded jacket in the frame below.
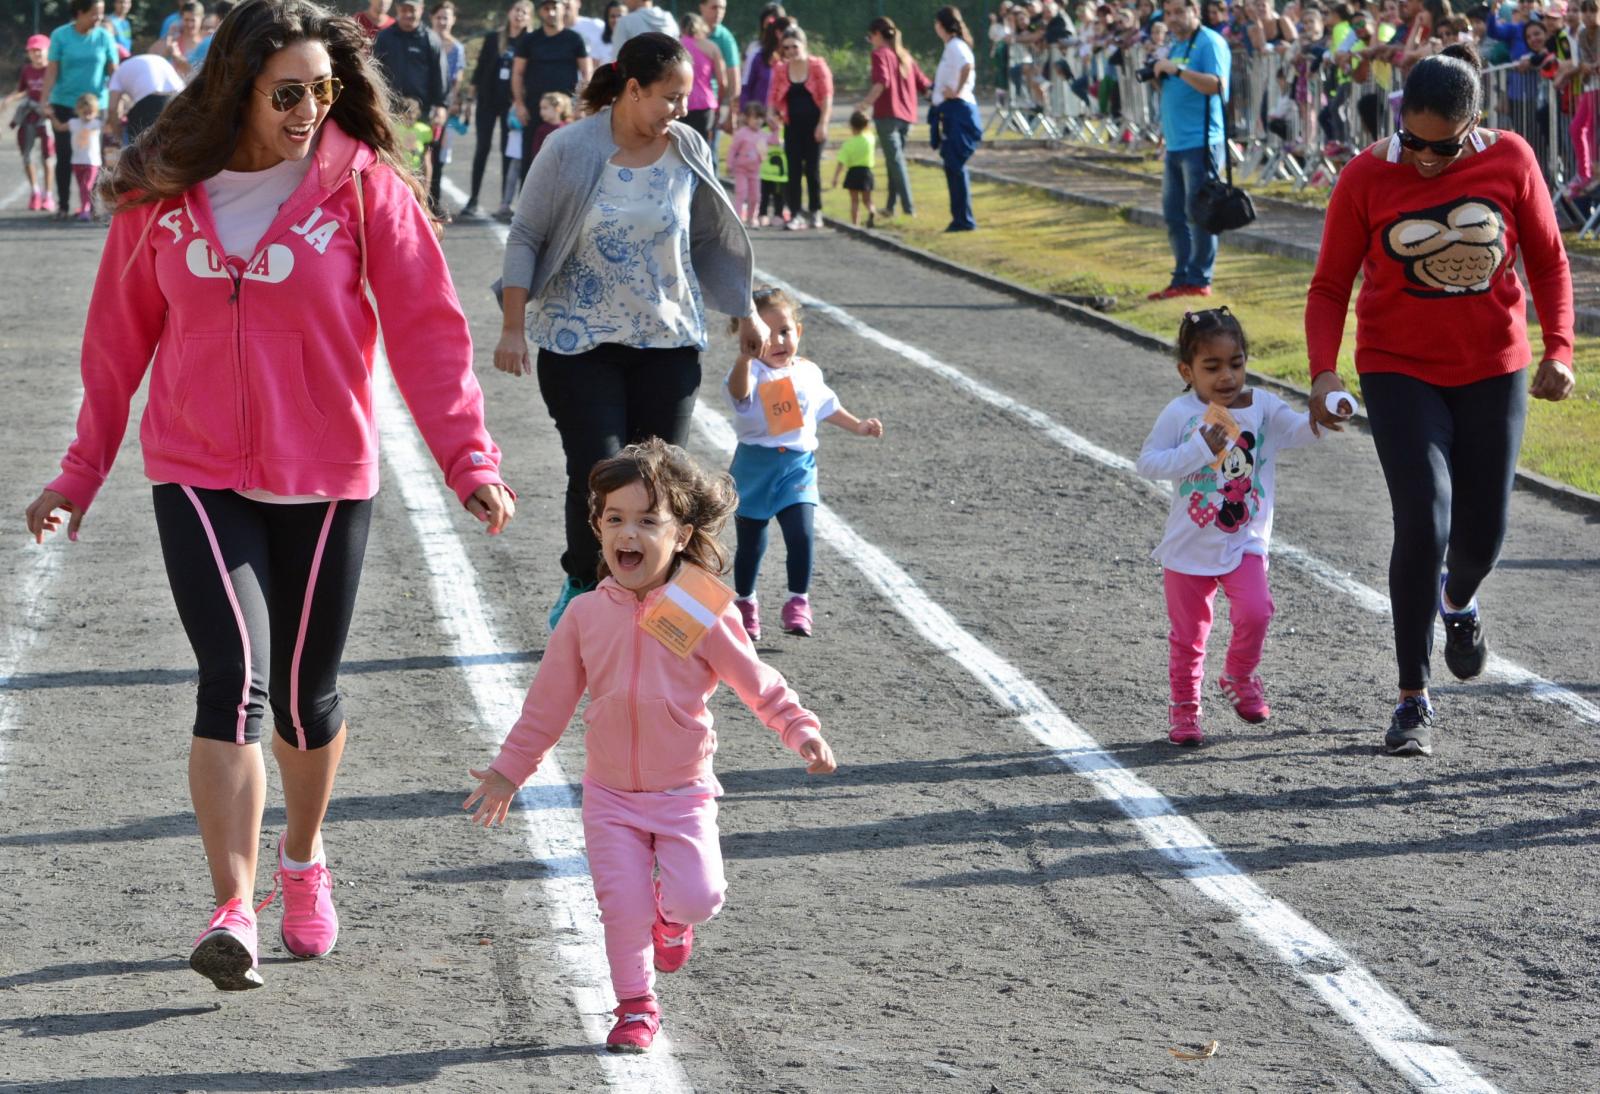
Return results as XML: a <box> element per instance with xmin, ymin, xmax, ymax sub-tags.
<box><xmin>490</xmin><ymin>577</ymin><xmax>822</xmax><ymax>794</ymax></box>
<box><xmin>47</xmin><ymin>121</ymin><xmax>504</xmax><ymax>513</ymax></box>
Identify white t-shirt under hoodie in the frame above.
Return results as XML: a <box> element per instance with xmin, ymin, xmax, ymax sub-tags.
<box><xmin>1135</xmin><ymin>388</ymin><xmax>1320</xmax><ymax>576</ymax></box>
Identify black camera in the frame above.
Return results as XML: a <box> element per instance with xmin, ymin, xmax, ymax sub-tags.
<box><xmin>1136</xmin><ymin>59</ymin><xmax>1162</xmax><ymax>82</ymax></box>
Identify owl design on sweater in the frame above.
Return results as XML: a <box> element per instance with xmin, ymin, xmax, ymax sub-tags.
<box><xmin>1381</xmin><ymin>196</ymin><xmax>1507</xmax><ymax>298</ymax></box>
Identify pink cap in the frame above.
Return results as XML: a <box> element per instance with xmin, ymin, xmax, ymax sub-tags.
<box><xmin>27</xmin><ymin>34</ymin><xmax>50</xmax><ymax>51</ymax></box>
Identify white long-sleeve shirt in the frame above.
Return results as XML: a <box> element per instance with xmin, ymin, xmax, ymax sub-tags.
<box><xmin>1135</xmin><ymin>389</ymin><xmax>1320</xmax><ymax>576</ymax></box>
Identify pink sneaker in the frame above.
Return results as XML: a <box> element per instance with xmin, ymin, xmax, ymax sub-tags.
<box><xmin>780</xmin><ymin>595</ymin><xmax>812</xmax><ymax>636</ymax></box>
<box><xmin>190</xmin><ymin>898</ymin><xmax>264</xmax><ymax>991</ymax></box>
<box><xmin>271</xmin><ymin>834</ymin><xmax>339</xmax><ymax>958</ymax></box>
<box><xmin>28</xmin><ymin>190</ymin><xmax>42</xmax><ymax>211</ymax></box>
<box><xmin>41</xmin><ymin>192</ymin><xmax>56</xmax><ymax>212</ymax></box>
<box><xmin>736</xmin><ymin>596</ymin><xmax>760</xmax><ymax>641</ymax></box>
<box><xmin>1167</xmin><ymin>703</ymin><xmax>1204</xmax><ymax>746</ymax></box>
<box><xmin>606</xmin><ymin>997</ymin><xmax>662</xmax><ymax>1053</ymax></box>
<box><xmin>1217</xmin><ymin>674</ymin><xmax>1271</xmax><ymax>723</ymax></box>
<box><xmin>652</xmin><ymin>914</ymin><xmax>694</xmax><ymax>973</ymax></box>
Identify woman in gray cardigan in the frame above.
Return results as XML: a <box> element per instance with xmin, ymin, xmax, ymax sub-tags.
<box><xmin>495</xmin><ymin>32</ymin><xmax>766</xmax><ymax>627</ymax></box>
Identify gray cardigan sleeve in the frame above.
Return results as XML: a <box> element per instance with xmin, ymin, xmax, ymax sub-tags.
<box><xmin>501</xmin><ymin>138</ymin><xmax>564</xmax><ymax>296</ymax></box>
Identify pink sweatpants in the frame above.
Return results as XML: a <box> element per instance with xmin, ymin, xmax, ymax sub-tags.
<box><xmin>732</xmin><ymin>166</ymin><xmax>760</xmax><ymax>221</ymax></box>
<box><xmin>72</xmin><ymin>164</ymin><xmax>98</xmax><ymax>211</ymax></box>
<box><xmin>1163</xmin><ymin>553</ymin><xmax>1275</xmax><ymax>707</ymax></box>
<box><xmin>582</xmin><ymin>777</ymin><xmax>726</xmax><ymax>1001</ymax></box>
<box><xmin>1572</xmin><ymin>91</ymin><xmax>1598</xmax><ymax>186</ymax></box>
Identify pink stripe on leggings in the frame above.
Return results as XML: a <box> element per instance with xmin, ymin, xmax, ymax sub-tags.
<box><xmin>289</xmin><ymin>502</ymin><xmax>339</xmax><ymax>751</ymax></box>
<box><xmin>180</xmin><ymin>486</ymin><xmax>252</xmax><ymax>745</ymax></box>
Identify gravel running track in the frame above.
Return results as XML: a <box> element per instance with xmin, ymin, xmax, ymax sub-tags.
<box><xmin>1</xmin><ymin>146</ymin><xmax>1597</xmax><ymax>1093</ymax></box>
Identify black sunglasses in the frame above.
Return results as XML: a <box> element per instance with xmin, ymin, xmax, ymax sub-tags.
<box><xmin>255</xmin><ymin>77</ymin><xmax>343</xmax><ymax>112</ymax></box>
<box><xmin>1396</xmin><ymin>126</ymin><xmax>1470</xmax><ymax>157</ymax></box>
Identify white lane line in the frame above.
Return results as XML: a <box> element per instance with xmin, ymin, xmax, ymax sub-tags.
<box><xmin>691</xmin><ymin>403</ymin><xmax>1499</xmax><ymax>1094</ymax></box>
<box><xmin>374</xmin><ymin>363</ymin><xmax>692</xmax><ymax>1091</ymax></box>
<box><xmin>0</xmin><ymin>179</ymin><xmax>32</xmax><ymax>211</ymax></box>
<box><xmin>0</xmin><ymin>548</ymin><xmax>65</xmax><ymax>803</ymax></box>
<box><xmin>752</xmin><ymin>268</ymin><xmax>1600</xmax><ymax>730</ymax></box>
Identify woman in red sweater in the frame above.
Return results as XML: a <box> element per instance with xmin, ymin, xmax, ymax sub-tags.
<box><xmin>1304</xmin><ymin>46</ymin><xmax>1576</xmax><ymax>758</ymax></box>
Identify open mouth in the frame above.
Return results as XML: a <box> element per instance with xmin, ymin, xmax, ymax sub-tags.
<box><xmin>284</xmin><ymin>122</ymin><xmax>316</xmax><ymax>144</ymax></box>
<box><xmin>614</xmin><ymin>548</ymin><xmax>644</xmax><ymax>572</ymax></box>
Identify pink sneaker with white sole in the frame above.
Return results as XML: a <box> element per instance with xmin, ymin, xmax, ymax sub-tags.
<box><xmin>736</xmin><ymin>596</ymin><xmax>760</xmax><ymax>641</ymax></box>
<box><xmin>606</xmin><ymin>997</ymin><xmax>662</xmax><ymax>1053</ymax></box>
<box><xmin>1217</xmin><ymin>674</ymin><xmax>1271</xmax><ymax>723</ymax></box>
<box><xmin>190</xmin><ymin>898</ymin><xmax>264</xmax><ymax>991</ymax></box>
<box><xmin>780</xmin><ymin>595</ymin><xmax>812</xmax><ymax>636</ymax></box>
<box><xmin>652</xmin><ymin>913</ymin><xmax>694</xmax><ymax>973</ymax></box>
<box><xmin>1167</xmin><ymin>702</ymin><xmax>1204</xmax><ymax>746</ymax></box>
<box><xmin>270</xmin><ymin>835</ymin><xmax>339</xmax><ymax>958</ymax></box>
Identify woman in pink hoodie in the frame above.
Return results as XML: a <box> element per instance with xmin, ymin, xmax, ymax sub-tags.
<box><xmin>24</xmin><ymin>0</ymin><xmax>515</xmax><ymax>992</ymax></box>
<box><xmin>465</xmin><ymin>438</ymin><xmax>837</xmax><ymax>1055</ymax></box>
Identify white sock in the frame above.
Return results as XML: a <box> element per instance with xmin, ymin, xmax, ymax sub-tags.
<box><xmin>735</xmin><ymin>595</ymin><xmax>756</xmax><ymax>605</ymax></box>
<box><xmin>281</xmin><ymin>842</ymin><xmax>325</xmax><ymax>872</ymax></box>
<box><xmin>787</xmin><ymin>591</ymin><xmax>809</xmax><ymax>602</ymax></box>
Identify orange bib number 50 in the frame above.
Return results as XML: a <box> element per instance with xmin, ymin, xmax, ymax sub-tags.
<box><xmin>759</xmin><ymin>376</ymin><xmax>805</xmax><ymax>435</ymax></box>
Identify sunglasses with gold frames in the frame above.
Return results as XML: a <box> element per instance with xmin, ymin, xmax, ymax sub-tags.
<box><xmin>254</xmin><ymin>77</ymin><xmax>343</xmax><ymax>112</ymax></box>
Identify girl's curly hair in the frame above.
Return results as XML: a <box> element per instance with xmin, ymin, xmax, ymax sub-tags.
<box><xmin>587</xmin><ymin>438</ymin><xmax>738</xmax><ymax>581</ymax></box>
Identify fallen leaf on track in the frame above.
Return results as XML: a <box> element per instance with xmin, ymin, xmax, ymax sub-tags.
<box><xmin>1169</xmin><ymin>1040</ymin><xmax>1220</xmax><ymax>1060</ymax></box>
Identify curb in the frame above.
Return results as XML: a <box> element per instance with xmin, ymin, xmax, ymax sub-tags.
<box><xmin>816</xmin><ymin>213</ymin><xmax>1600</xmax><ymax>518</ymax></box>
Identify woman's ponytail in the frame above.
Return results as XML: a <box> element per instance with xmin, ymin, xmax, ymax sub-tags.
<box><xmin>580</xmin><ymin>31</ymin><xmax>690</xmax><ymax>114</ymax></box>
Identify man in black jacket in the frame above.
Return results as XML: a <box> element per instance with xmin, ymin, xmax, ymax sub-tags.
<box><xmin>373</xmin><ymin>0</ymin><xmax>450</xmax><ymax>212</ymax></box>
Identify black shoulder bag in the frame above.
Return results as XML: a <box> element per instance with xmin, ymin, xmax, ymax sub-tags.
<box><xmin>1192</xmin><ymin>81</ymin><xmax>1256</xmax><ymax>234</ymax></box>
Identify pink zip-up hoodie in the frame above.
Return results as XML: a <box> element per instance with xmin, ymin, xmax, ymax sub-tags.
<box><xmin>490</xmin><ymin>577</ymin><xmax>822</xmax><ymax>794</ymax></box>
<box><xmin>46</xmin><ymin>121</ymin><xmax>504</xmax><ymax>513</ymax></box>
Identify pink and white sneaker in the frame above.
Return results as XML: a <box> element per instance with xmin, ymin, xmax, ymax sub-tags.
<box><xmin>27</xmin><ymin>190</ymin><xmax>42</xmax><ymax>211</ymax></box>
<box><xmin>1168</xmin><ymin>702</ymin><xmax>1204</xmax><ymax>746</ymax></box>
<box><xmin>652</xmin><ymin>913</ymin><xmax>694</xmax><ymax>973</ymax></box>
<box><xmin>606</xmin><ymin>997</ymin><xmax>662</xmax><ymax>1053</ymax></box>
<box><xmin>41</xmin><ymin>192</ymin><xmax>56</xmax><ymax>213</ymax></box>
<box><xmin>1217</xmin><ymin>674</ymin><xmax>1271</xmax><ymax>724</ymax></box>
<box><xmin>270</xmin><ymin>834</ymin><xmax>339</xmax><ymax>958</ymax></box>
<box><xmin>780</xmin><ymin>595</ymin><xmax>812</xmax><ymax>636</ymax></box>
<box><xmin>190</xmin><ymin>898</ymin><xmax>264</xmax><ymax>991</ymax></box>
<box><xmin>736</xmin><ymin>596</ymin><xmax>760</xmax><ymax>641</ymax></box>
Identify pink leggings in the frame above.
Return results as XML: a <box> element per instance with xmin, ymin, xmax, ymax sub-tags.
<box><xmin>1163</xmin><ymin>553</ymin><xmax>1274</xmax><ymax>707</ymax></box>
<box><xmin>732</xmin><ymin>167</ymin><xmax>760</xmax><ymax>220</ymax></box>
<box><xmin>72</xmin><ymin>164</ymin><xmax>98</xmax><ymax>210</ymax></box>
<box><xmin>1572</xmin><ymin>91</ymin><xmax>1598</xmax><ymax>185</ymax></box>
<box><xmin>582</xmin><ymin>777</ymin><xmax>726</xmax><ymax>1002</ymax></box>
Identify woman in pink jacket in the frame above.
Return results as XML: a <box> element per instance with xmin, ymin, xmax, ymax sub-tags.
<box><xmin>466</xmin><ymin>439</ymin><xmax>836</xmax><ymax>1054</ymax></box>
<box><xmin>24</xmin><ymin>0</ymin><xmax>515</xmax><ymax>992</ymax></box>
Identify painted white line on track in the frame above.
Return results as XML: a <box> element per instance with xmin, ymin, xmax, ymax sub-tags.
<box><xmin>691</xmin><ymin>402</ymin><xmax>1499</xmax><ymax>1094</ymax></box>
<box><xmin>752</xmin><ymin>268</ymin><xmax>1600</xmax><ymax>730</ymax></box>
<box><xmin>373</xmin><ymin>361</ymin><xmax>692</xmax><ymax>1091</ymax></box>
<box><xmin>0</xmin><ymin>179</ymin><xmax>33</xmax><ymax>211</ymax></box>
<box><xmin>0</xmin><ymin>548</ymin><xmax>65</xmax><ymax>802</ymax></box>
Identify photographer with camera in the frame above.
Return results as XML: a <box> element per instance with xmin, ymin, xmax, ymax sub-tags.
<box><xmin>1148</xmin><ymin>0</ymin><xmax>1232</xmax><ymax>299</ymax></box>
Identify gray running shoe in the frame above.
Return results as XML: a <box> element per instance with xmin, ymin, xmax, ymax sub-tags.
<box><xmin>1384</xmin><ymin>697</ymin><xmax>1436</xmax><ymax>757</ymax></box>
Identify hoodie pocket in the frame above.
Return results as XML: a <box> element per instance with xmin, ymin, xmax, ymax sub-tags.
<box><xmin>636</xmin><ymin>698</ymin><xmax>716</xmax><ymax>782</ymax></box>
<box><xmin>154</xmin><ymin>332</ymin><xmax>239</xmax><ymax>457</ymax></box>
<box><xmin>242</xmin><ymin>331</ymin><xmax>328</xmax><ymax>462</ymax></box>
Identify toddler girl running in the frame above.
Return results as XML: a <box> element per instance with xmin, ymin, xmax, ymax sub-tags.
<box><xmin>725</xmin><ymin>287</ymin><xmax>883</xmax><ymax>639</ymax></box>
<box><xmin>727</xmin><ymin>102</ymin><xmax>767</xmax><ymax>226</ymax></box>
<box><xmin>465</xmin><ymin>438</ymin><xmax>837</xmax><ymax>1054</ymax></box>
<box><xmin>62</xmin><ymin>92</ymin><xmax>103</xmax><ymax>221</ymax></box>
<box><xmin>1135</xmin><ymin>308</ymin><xmax>1349</xmax><ymax>746</ymax></box>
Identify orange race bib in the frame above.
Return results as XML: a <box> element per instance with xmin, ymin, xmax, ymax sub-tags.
<box><xmin>640</xmin><ymin>564</ymin><xmax>736</xmax><ymax>658</ymax></box>
<box><xmin>1204</xmin><ymin>403</ymin><xmax>1242</xmax><ymax>469</ymax></box>
<box><xmin>758</xmin><ymin>376</ymin><xmax>805</xmax><ymax>435</ymax></box>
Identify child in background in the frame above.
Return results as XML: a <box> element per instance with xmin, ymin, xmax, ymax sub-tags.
<box><xmin>529</xmin><ymin>90</ymin><xmax>572</xmax><ymax>165</ymax></box>
<box><xmin>395</xmin><ymin>97</ymin><xmax>434</xmax><ymax>195</ymax></box>
<box><xmin>831</xmin><ymin>110</ymin><xmax>878</xmax><ymax>227</ymax></box>
<box><xmin>465</xmin><ymin>439</ymin><xmax>837</xmax><ymax>1055</ymax></box>
<box><xmin>727</xmin><ymin>102</ymin><xmax>767</xmax><ymax>226</ymax></box>
<box><xmin>5</xmin><ymin>35</ymin><xmax>56</xmax><ymax>212</ymax></box>
<box><xmin>499</xmin><ymin>107</ymin><xmax>524</xmax><ymax>220</ymax></box>
<box><xmin>59</xmin><ymin>92</ymin><xmax>103</xmax><ymax>221</ymax></box>
<box><xmin>725</xmin><ymin>287</ymin><xmax>883</xmax><ymax>639</ymax></box>
<box><xmin>758</xmin><ymin>123</ymin><xmax>788</xmax><ymax>227</ymax></box>
<box><xmin>1135</xmin><ymin>308</ymin><xmax>1348</xmax><ymax>746</ymax></box>
<box><xmin>109</xmin><ymin>0</ymin><xmax>135</xmax><ymax>58</ymax></box>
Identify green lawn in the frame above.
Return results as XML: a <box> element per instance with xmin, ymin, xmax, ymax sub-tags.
<box><xmin>815</xmin><ymin>158</ymin><xmax>1600</xmax><ymax>495</ymax></box>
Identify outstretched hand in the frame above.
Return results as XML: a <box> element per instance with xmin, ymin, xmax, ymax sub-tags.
<box><xmin>799</xmin><ymin>737</ymin><xmax>837</xmax><ymax>775</ymax></box>
<box><xmin>463</xmin><ymin>767</ymin><xmax>518</xmax><ymax>827</ymax></box>
<box><xmin>737</xmin><ymin>312</ymin><xmax>771</xmax><ymax>360</ymax></box>
<box><xmin>856</xmin><ymin>417</ymin><xmax>885</xmax><ymax>438</ymax></box>
<box><xmin>24</xmin><ymin>489</ymin><xmax>82</xmax><ymax>544</ymax></box>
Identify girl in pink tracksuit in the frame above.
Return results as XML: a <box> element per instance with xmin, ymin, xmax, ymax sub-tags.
<box><xmin>466</xmin><ymin>438</ymin><xmax>837</xmax><ymax>1055</ymax></box>
<box><xmin>727</xmin><ymin>102</ymin><xmax>768</xmax><ymax>225</ymax></box>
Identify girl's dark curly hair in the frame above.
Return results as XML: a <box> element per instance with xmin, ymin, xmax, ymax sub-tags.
<box><xmin>1175</xmin><ymin>306</ymin><xmax>1248</xmax><ymax>388</ymax></box>
<box><xmin>587</xmin><ymin>438</ymin><xmax>738</xmax><ymax>582</ymax></box>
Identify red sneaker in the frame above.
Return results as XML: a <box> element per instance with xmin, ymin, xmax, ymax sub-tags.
<box><xmin>1180</xmin><ymin>284</ymin><xmax>1214</xmax><ymax>297</ymax></box>
<box><xmin>1146</xmin><ymin>284</ymin><xmax>1187</xmax><ymax>300</ymax></box>
<box><xmin>1168</xmin><ymin>703</ymin><xmax>1204</xmax><ymax>746</ymax></box>
<box><xmin>736</xmin><ymin>596</ymin><xmax>760</xmax><ymax>641</ymax></box>
<box><xmin>652</xmin><ymin>914</ymin><xmax>694</xmax><ymax>973</ymax></box>
<box><xmin>606</xmin><ymin>997</ymin><xmax>662</xmax><ymax>1053</ymax></box>
<box><xmin>1217</xmin><ymin>674</ymin><xmax>1270</xmax><ymax>723</ymax></box>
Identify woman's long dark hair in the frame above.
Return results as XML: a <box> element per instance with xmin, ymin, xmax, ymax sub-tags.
<box><xmin>868</xmin><ymin>16</ymin><xmax>913</xmax><ymax>79</ymax></box>
<box><xmin>759</xmin><ymin>14</ymin><xmax>793</xmax><ymax>64</ymax></box>
<box><xmin>580</xmin><ymin>31</ymin><xmax>689</xmax><ymax>114</ymax></box>
<box><xmin>600</xmin><ymin>0</ymin><xmax>624</xmax><ymax>44</ymax></box>
<box><xmin>936</xmin><ymin>6</ymin><xmax>973</xmax><ymax>45</ymax></box>
<box><xmin>108</xmin><ymin>0</ymin><xmax>420</xmax><ymax>211</ymax></box>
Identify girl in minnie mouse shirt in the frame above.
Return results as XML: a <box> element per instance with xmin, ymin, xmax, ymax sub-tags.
<box><xmin>1135</xmin><ymin>308</ymin><xmax>1349</xmax><ymax>747</ymax></box>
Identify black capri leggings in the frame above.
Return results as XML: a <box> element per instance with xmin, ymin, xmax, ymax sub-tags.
<box><xmin>1362</xmin><ymin>369</ymin><xmax>1527</xmax><ymax>691</ymax></box>
<box><xmin>468</xmin><ymin>98</ymin><xmax>511</xmax><ymax>209</ymax></box>
<box><xmin>152</xmin><ymin>485</ymin><xmax>372</xmax><ymax>749</ymax></box>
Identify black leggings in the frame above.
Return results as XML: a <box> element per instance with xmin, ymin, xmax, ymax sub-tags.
<box><xmin>536</xmin><ymin>344</ymin><xmax>702</xmax><ymax>585</ymax></box>
<box><xmin>51</xmin><ymin>104</ymin><xmax>75</xmax><ymax>212</ymax></box>
<box><xmin>152</xmin><ymin>485</ymin><xmax>372</xmax><ymax>748</ymax></box>
<box><xmin>468</xmin><ymin>99</ymin><xmax>511</xmax><ymax>208</ymax></box>
<box><xmin>784</xmin><ymin>89</ymin><xmax>824</xmax><ymax>215</ymax></box>
<box><xmin>1363</xmin><ymin>369</ymin><xmax>1527</xmax><ymax>691</ymax></box>
<box><xmin>733</xmin><ymin>504</ymin><xmax>815</xmax><ymax>599</ymax></box>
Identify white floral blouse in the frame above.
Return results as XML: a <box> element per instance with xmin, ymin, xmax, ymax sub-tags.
<box><xmin>533</xmin><ymin>144</ymin><xmax>708</xmax><ymax>355</ymax></box>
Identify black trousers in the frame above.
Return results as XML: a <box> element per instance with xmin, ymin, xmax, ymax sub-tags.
<box><xmin>1363</xmin><ymin>369</ymin><xmax>1527</xmax><ymax>691</ymax></box>
<box><xmin>536</xmin><ymin>343</ymin><xmax>702</xmax><ymax>584</ymax></box>
<box><xmin>469</xmin><ymin>99</ymin><xmax>511</xmax><ymax>208</ymax></box>
<box><xmin>125</xmin><ymin>93</ymin><xmax>171</xmax><ymax>143</ymax></box>
<box><xmin>51</xmin><ymin>104</ymin><xmax>75</xmax><ymax>211</ymax></box>
<box><xmin>784</xmin><ymin>121</ymin><xmax>823</xmax><ymax>215</ymax></box>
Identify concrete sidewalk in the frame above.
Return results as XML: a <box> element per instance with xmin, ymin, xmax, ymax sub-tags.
<box><xmin>913</xmin><ymin>143</ymin><xmax>1600</xmax><ymax>336</ymax></box>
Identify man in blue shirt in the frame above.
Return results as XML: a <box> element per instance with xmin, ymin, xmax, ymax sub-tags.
<box><xmin>1149</xmin><ymin>0</ymin><xmax>1231</xmax><ymax>298</ymax></box>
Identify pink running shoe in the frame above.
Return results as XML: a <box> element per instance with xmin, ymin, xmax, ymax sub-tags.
<box><xmin>652</xmin><ymin>914</ymin><xmax>694</xmax><ymax>973</ymax></box>
<box><xmin>780</xmin><ymin>595</ymin><xmax>812</xmax><ymax>636</ymax></box>
<box><xmin>736</xmin><ymin>596</ymin><xmax>760</xmax><ymax>641</ymax></box>
<box><xmin>41</xmin><ymin>192</ymin><xmax>56</xmax><ymax>212</ymax></box>
<box><xmin>271</xmin><ymin>834</ymin><xmax>339</xmax><ymax>958</ymax></box>
<box><xmin>1217</xmin><ymin>674</ymin><xmax>1271</xmax><ymax>724</ymax></box>
<box><xmin>606</xmin><ymin>997</ymin><xmax>662</xmax><ymax>1053</ymax></box>
<box><xmin>28</xmin><ymin>190</ymin><xmax>42</xmax><ymax>211</ymax></box>
<box><xmin>1168</xmin><ymin>703</ymin><xmax>1204</xmax><ymax>746</ymax></box>
<box><xmin>190</xmin><ymin>898</ymin><xmax>264</xmax><ymax>991</ymax></box>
